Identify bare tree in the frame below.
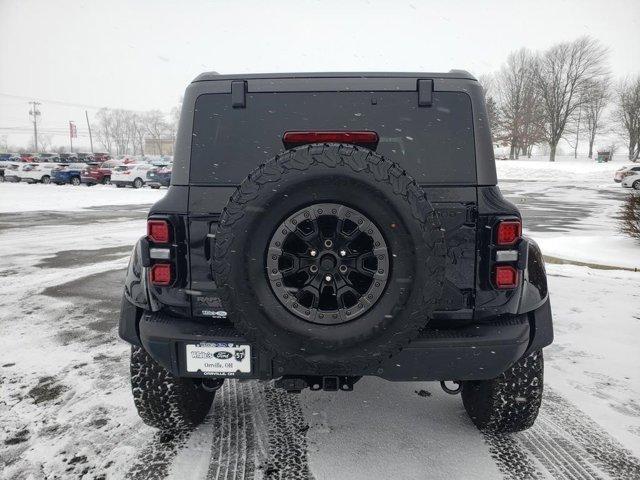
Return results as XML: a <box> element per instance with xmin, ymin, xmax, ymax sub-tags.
<box><xmin>28</xmin><ymin>134</ymin><xmax>52</xmax><ymax>152</ymax></box>
<box><xmin>111</xmin><ymin>109</ymin><xmax>137</xmax><ymax>155</ymax></box>
<box><xmin>94</xmin><ymin>108</ymin><xmax>173</xmax><ymax>155</ymax></box>
<box><xmin>167</xmin><ymin>97</ymin><xmax>183</xmax><ymax>143</ymax></box>
<box><xmin>496</xmin><ymin>49</ymin><xmax>530</xmax><ymax>158</ymax></box>
<box><xmin>582</xmin><ymin>78</ymin><xmax>610</xmax><ymax>158</ymax></box>
<box><xmin>95</xmin><ymin>108</ymin><xmax>114</xmax><ymax>153</ymax></box>
<box><xmin>615</xmin><ymin>76</ymin><xmax>640</xmax><ymax>161</ymax></box>
<box><xmin>533</xmin><ymin>37</ymin><xmax>609</xmax><ymax>161</ymax></box>
<box><xmin>478</xmin><ymin>74</ymin><xmax>500</xmax><ymax>141</ymax></box>
<box><xmin>130</xmin><ymin>114</ymin><xmax>147</xmax><ymax>155</ymax></box>
<box><xmin>495</xmin><ymin>49</ymin><xmax>545</xmax><ymax>158</ymax></box>
<box><xmin>144</xmin><ymin>110</ymin><xmax>169</xmax><ymax>155</ymax></box>
<box><xmin>517</xmin><ymin>64</ymin><xmax>546</xmax><ymax>158</ymax></box>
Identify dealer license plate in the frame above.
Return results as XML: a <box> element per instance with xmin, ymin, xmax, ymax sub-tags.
<box><xmin>185</xmin><ymin>342</ymin><xmax>251</xmax><ymax>376</ymax></box>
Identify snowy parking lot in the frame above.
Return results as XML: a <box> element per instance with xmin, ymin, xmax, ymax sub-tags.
<box><xmin>1</xmin><ymin>157</ymin><xmax>639</xmax><ymax>480</ymax></box>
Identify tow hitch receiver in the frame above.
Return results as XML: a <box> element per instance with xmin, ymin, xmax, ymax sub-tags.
<box><xmin>440</xmin><ymin>380</ymin><xmax>462</xmax><ymax>395</ymax></box>
<box><xmin>275</xmin><ymin>375</ymin><xmax>361</xmax><ymax>393</ymax></box>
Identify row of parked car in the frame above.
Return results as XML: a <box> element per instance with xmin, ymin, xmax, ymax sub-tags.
<box><xmin>614</xmin><ymin>164</ymin><xmax>640</xmax><ymax>189</ymax></box>
<box><xmin>0</xmin><ymin>152</ymin><xmax>113</xmax><ymax>164</ymax></box>
<box><xmin>0</xmin><ymin>153</ymin><xmax>172</xmax><ymax>189</ymax></box>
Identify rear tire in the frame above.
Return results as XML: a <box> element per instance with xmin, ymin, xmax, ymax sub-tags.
<box><xmin>133</xmin><ymin>177</ymin><xmax>143</xmax><ymax>189</ymax></box>
<box><xmin>71</xmin><ymin>176</ymin><xmax>81</xmax><ymax>186</ymax></box>
<box><xmin>130</xmin><ymin>346</ymin><xmax>218</xmax><ymax>432</ymax></box>
<box><xmin>633</xmin><ymin>180</ymin><xmax>640</xmax><ymax>190</ymax></box>
<box><xmin>461</xmin><ymin>350</ymin><xmax>543</xmax><ymax>433</ymax></box>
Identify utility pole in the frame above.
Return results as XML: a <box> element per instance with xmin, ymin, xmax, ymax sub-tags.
<box><xmin>85</xmin><ymin>110</ymin><xmax>94</xmax><ymax>153</ymax></box>
<box><xmin>29</xmin><ymin>101</ymin><xmax>41</xmax><ymax>153</ymax></box>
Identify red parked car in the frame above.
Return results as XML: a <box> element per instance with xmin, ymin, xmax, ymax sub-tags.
<box><xmin>93</xmin><ymin>152</ymin><xmax>112</xmax><ymax>162</ymax></box>
<box><xmin>20</xmin><ymin>153</ymin><xmax>36</xmax><ymax>162</ymax></box>
<box><xmin>80</xmin><ymin>162</ymin><xmax>112</xmax><ymax>185</ymax></box>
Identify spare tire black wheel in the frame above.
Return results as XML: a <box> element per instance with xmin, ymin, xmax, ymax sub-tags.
<box><xmin>213</xmin><ymin>144</ymin><xmax>446</xmax><ymax>371</ymax></box>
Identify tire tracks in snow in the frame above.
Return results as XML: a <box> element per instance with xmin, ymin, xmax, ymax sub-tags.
<box><xmin>206</xmin><ymin>380</ymin><xmax>258</xmax><ymax>480</ymax></box>
<box><xmin>486</xmin><ymin>386</ymin><xmax>640</xmax><ymax>480</ymax></box>
<box><xmin>483</xmin><ymin>432</ymin><xmax>544</xmax><ymax>480</ymax></box>
<box><xmin>124</xmin><ymin>430</ymin><xmax>192</xmax><ymax>480</ymax></box>
<box><xmin>205</xmin><ymin>380</ymin><xmax>313</xmax><ymax>480</ymax></box>
<box><xmin>128</xmin><ymin>382</ymin><xmax>640</xmax><ymax>480</ymax></box>
<box><xmin>133</xmin><ymin>379</ymin><xmax>313</xmax><ymax>480</ymax></box>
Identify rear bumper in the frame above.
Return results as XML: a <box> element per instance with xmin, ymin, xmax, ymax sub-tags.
<box><xmin>123</xmin><ymin>299</ymin><xmax>553</xmax><ymax>382</ymax></box>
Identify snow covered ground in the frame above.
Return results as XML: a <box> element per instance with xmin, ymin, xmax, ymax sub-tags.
<box><xmin>497</xmin><ymin>156</ymin><xmax>640</xmax><ymax>270</ymax></box>
<box><xmin>0</xmin><ymin>182</ymin><xmax>164</xmax><ymax>213</ymax></box>
<box><xmin>1</xmin><ymin>158</ymin><xmax>639</xmax><ymax>479</ymax></box>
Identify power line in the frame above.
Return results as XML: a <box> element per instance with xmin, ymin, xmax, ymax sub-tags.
<box><xmin>0</xmin><ymin>92</ymin><xmax>171</xmax><ymax>113</ymax></box>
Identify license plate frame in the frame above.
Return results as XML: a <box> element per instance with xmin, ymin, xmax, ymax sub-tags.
<box><xmin>184</xmin><ymin>342</ymin><xmax>251</xmax><ymax>376</ymax></box>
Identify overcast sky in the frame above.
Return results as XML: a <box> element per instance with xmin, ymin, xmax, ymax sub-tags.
<box><xmin>1</xmin><ymin>0</ymin><xmax>639</xmax><ymax>150</ymax></box>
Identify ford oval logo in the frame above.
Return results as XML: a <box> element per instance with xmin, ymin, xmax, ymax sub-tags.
<box><xmin>214</xmin><ymin>351</ymin><xmax>232</xmax><ymax>360</ymax></box>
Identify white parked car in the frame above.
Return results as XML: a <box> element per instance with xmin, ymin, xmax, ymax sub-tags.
<box><xmin>614</xmin><ymin>165</ymin><xmax>640</xmax><ymax>182</ymax></box>
<box><xmin>2</xmin><ymin>163</ymin><xmax>25</xmax><ymax>182</ymax></box>
<box><xmin>19</xmin><ymin>163</ymin><xmax>59</xmax><ymax>184</ymax></box>
<box><xmin>621</xmin><ymin>172</ymin><xmax>640</xmax><ymax>190</ymax></box>
<box><xmin>110</xmin><ymin>164</ymin><xmax>153</xmax><ymax>188</ymax></box>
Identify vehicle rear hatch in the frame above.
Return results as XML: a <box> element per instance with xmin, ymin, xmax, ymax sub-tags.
<box><xmin>171</xmin><ymin>74</ymin><xmax>495</xmax><ymax>321</ymax></box>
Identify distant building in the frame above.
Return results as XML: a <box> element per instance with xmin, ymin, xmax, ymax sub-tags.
<box><xmin>144</xmin><ymin>138</ymin><xmax>174</xmax><ymax>155</ymax></box>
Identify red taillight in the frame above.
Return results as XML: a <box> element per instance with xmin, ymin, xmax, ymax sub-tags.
<box><xmin>496</xmin><ymin>220</ymin><xmax>521</xmax><ymax>246</ymax></box>
<box><xmin>150</xmin><ymin>264</ymin><xmax>172</xmax><ymax>286</ymax></box>
<box><xmin>495</xmin><ymin>265</ymin><xmax>518</xmax><ymax>289</ymax></box>
<box><xmin>147</xmin><ymin>220</ymin><xmax>170</xmax><ymax>243</ymax></box>
<box><xmin>283</xmin><ymin>131</ymin><xmax>379</xmax><ymax>147</ymax></box>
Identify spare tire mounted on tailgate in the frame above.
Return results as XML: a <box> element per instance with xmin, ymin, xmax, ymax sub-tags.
<box><xmin>213</xmin><ymin>144</ymin><xmax>446</xmax><ymax>370</ymax></box>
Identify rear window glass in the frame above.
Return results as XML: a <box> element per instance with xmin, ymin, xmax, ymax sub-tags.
<box><xmin>190</xmin><ymin>91</ymin><xmax>476</xmax><ymax>185</ymax></box>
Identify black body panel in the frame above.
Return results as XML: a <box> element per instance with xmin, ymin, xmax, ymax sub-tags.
<box><xmin>171</xmin><ymin>73</ymin><xmax>496</xmax><ymax>186</ymax></box>
<box><xmin>183</xmin><ymin>186</ymin><xmax>477</xmax><ymax>318</ymax></box>
<box><xmin>190</xmin><ymin>91</ymin><xmax>476</xmax><ymax>185</ymax></box>
<box><xmin>136</xmin><ymin>299</ymin><xmax>552</xmax><ymax>382</ymax></box>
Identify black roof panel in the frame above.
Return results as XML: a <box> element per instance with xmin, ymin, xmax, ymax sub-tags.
<box><xmin>192</xmin><ymin>70</ymin><xmax>476</xmax><ymax>83</ymax></box>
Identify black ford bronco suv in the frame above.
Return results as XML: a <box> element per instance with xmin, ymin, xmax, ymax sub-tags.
<box><xmin>119</xmin><ymin>71</ymin><xmax>553</xmax><ymax>434</ymax></box>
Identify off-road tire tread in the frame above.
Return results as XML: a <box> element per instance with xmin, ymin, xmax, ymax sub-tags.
<box><xmin>462</xmin><ymin>350</ymin><xmax>543</xmax><ymax>433</ymax></box>
<box><xmin>130</xmin><ymin>345</ymin><xmax>216</xmax><ymax>432</ymax></box>
<box><xmin>212</xmin><ymin>143</ymin><xmax>446</xmax><ymax>370</ymax></box>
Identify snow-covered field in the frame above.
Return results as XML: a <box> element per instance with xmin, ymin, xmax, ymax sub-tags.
<box><xmin>497</xmin><ymin>157</ymin><xmax>640</xmax><ymax>270</ymax></box>
<box><xmin>0</xmin><ymin>182</ymin><xmax>164</xmax><ymax>213</ymax></box>
<box><xmin>1</xmin><ymin>157</ymin><xmax>639</xmax><ymax>480</ymax></box>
